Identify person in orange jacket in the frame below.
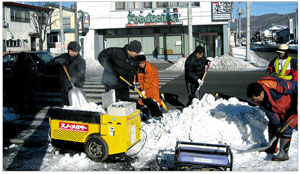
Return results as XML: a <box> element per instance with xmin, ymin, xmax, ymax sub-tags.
<box><xmin>135</xmin><ymin>55</ymin><xmax>161</xmax><ymax>120</ymax></box>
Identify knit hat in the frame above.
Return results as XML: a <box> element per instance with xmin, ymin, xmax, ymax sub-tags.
<box><xmin>128</xmin><ymin>40</ymin><xmax>142</xmax><ymax>53</ymax></box>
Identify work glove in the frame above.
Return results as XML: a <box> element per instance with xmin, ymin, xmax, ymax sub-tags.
<box><xmin>139</xmin><ymin>91</ymin><xmax>146</xmax><ymax>98</ymax></box>
<box><xmin>55</xmin><ymin>57</ymin><xmax>65</xmax><ymax>65</ymax></box>
<box><xmin>129</xmin><ymin>81</ymin><xmax>135</xmax><ymax>90</ymax></box>
<box><xmin>70</xmin><ymin>77</ymin><xmax>76</xmax><ymax>83</ymax></box>
<box><xmin>197</xmin><ymin>79</ymin><xmax>203</xmax><ymax>85</ymax></box>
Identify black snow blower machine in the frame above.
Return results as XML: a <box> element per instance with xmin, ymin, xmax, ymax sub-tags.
<box><xmin>174</xmin><ymin>141</ymin><xmax>233</xmax><ymax>171</ymax></box>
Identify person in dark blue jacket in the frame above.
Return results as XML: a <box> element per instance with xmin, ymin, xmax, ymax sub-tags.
<box><xmin>185</xmin><ymin>46</ymin><xmax>210</xmax><ymax>106</ymax></box>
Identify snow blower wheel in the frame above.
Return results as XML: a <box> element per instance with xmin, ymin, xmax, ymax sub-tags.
<box><xmin>85</xmin><ymin>135</ymin><xmax>108</xmax><ymax>162</ymax></box>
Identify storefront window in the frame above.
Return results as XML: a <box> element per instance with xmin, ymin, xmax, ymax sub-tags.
<box><xmin>160</xmin><ymin>28</ymin><xmax>169</xmax><ymax>34</ymax></box>
<box><xmin>159</xmin><ymin>35</ymin><xmax>181</xmax><ymax>55</ymax></box>
<box><xmin>105</xmin><ymin>37</ymin><xmax>127</xmax><ymax>48</ymax></box>
<box><xmin>129</xmin><ymin>29</ymin><xmax>141</xmax><ymax>35</ymax></box>
<box><xmin>116</xmin><ymin>29</ymin><xmax>127</xmax><ymax>35</ymax></box>
<box><xmin>143</xmin><ymin>28</ymin><xmax>154</xmax><ymax>34</ymax></box>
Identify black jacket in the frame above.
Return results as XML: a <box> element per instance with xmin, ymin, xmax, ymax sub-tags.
<box><xmin>54</xmin><ymin>53</ymin><xmax>86</xmax><ymax>92</ymax></box>
<box><xmin>185</xmin><ymin>52</ymin><xmax>210</xmax><ymax>85</ymax></box>
<box><xmin>98</xmin><ymin>45</ymin><xmax>139</xmax><ymax>89</ymax></box>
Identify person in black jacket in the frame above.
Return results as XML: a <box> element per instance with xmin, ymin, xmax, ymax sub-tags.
<box><xmin>98</xmin><ymin>40</ymin><xmax>142</xmax><ymax>101</ymax></box>
<box><xmin>53</xmin><ymin>41</ymin><xmax>86</xmax><ymax>106</ymax></box>
<box><xmin>185</xmin><ymin>46</ymin><xmax>210</xmax><ymax>106</ymax></box>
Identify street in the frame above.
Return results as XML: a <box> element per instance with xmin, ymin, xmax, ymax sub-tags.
<box><xmin>2</xmin><ymin>61</ymin><xmax>269</xmax><ymax>170</ymax></box>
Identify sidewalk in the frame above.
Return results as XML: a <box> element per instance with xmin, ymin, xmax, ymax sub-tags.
<box><xmin>149</xmin><ymin>60</ymin><xmax>175</xmax><ymax>71</ymax></box>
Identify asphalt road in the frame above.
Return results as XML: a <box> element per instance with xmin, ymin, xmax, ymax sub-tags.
<box><xmin>158</xmin><ymin>70</ymin><xmax>266</xmax><ymax>111</ymax></box>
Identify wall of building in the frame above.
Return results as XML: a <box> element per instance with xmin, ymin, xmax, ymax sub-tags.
<box><xmin>77</xmin><ymin>2</ymin><xmax>230</xmax><ymax>60</ymax></box>
<box><xmin>2</xmin><ymin>5</ymin><xmax>48</xmax><ymax>52</ymax></box>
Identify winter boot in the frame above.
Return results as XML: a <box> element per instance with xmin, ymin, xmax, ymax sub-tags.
<box><xmin>264</xmin><ymin>132</ymin><xmax>278</xmax><ymax>154</ymax></box>
<box><xmin>272</xmin><ymin>137</ymin><xmax>291</xmax><ymax>161</ymax></box>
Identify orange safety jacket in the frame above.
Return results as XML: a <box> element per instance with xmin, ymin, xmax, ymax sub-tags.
<box><xmin>135</xmin><ymin>61</ymin><xmax>161</xmax><ymax>106</ymax></box>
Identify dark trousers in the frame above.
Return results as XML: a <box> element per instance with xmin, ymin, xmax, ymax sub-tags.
<box><xmin>186</xmin><ymin>82</ymin><xmax>199</xmax><ymax>106</ymax></box>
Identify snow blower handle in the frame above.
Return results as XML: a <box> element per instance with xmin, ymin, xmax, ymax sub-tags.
<box><xmin>63</xmin><ymin>65</ymin><xmax>77</xmax><ymax>92</ymax></box>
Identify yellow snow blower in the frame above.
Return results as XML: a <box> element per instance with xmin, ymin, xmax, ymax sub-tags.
<box><xmin>49</xmin><ymin>101</ymin><xmax>141</xmax><ymax>162</ymax></box>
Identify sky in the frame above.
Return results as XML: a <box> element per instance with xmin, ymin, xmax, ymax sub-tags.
<box><xmin>232</xmin><ymin>1</ymin><xmax>298</xmax><ymax>19</ymax></box>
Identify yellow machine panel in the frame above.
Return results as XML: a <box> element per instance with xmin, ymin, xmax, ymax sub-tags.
<box><xmin>100</xmin><ymin>110</ymin><xmax>141</xmax><ymax>155</ymax></box>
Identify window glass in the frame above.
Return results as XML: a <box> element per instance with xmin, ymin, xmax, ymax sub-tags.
<box><xmin>129</xmin><ymin>29</ymin><xmax>141</xmax><ymax>35</ymax></box>
<box><xmin>115</xmin><ymin>2</ymin><xmax>125</xmax><ymax>10</ymax></box>
<box><xmin>10</xmin><ymin>8</ymin><xmax>15</xmax><ymax>21</ymax></box>
<box><xmin>25</xmin><ymin>11</ymin><xmax>30</xmax><ymax>22</ymax></box>
<box><xmin>33</xmin><ymin>53</ymin><xmax>54</xmax><ymax>63</ymax></box>
<box><xmin>141</xmin><ymin>37</ymin><xmax>154</xmax><ymax>55</ymax></box>
<box><xmin>63</xmin><ymin>17</ymin><xmax>71</xmax><ymax>29</ymax></box>
<box><xmin>170</xmin><ymin>2</ymin><xmax>179</xmax><ymax>7</ymax></box>
<box><xmin>157</xmin><ymin>2</ymin><xmax>169</xmax><ymax>8</ymax></box>
<box><xmin>3</xmin><ymin>54</ymin><xmax>18</xmax><ymax>65</ymax></box>
<box><xmin>144</xmin><ymin>2</ymin><xmax>152</xmax><ymax>8</ymax></box>
<box><xmin>116</xmin><ymin>29</ymin><xmax>127</xmax><ymax>35</ymax></box>
<box><xmin>160</xmin><ymin>28</ymin><xmax>169</xmax><ymax>34</ymax></box>
<box><xmin>105</xmin><ymin>37</ymin><xmax>127</xmax><ymax>48</ymax></box>
<box><xmin>159</xmin><ymin>35</ymin><xmax>182</xmax><ymax>54</ymax></box>
<box><xmin>143</xmin><ymin>28</ymin><xmax>154</xmax><ymax>34</ymax></box>
<box><xmin>127</xmin><ymin>2</ymin><xmax>135</xmax><ymax>9</ymax></box>
<box><xmin>15</xmin><ymin>9</ymin><xmax>21</xmax><ymax>21</ymax></box>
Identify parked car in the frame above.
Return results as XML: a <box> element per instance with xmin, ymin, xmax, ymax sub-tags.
<box><xmin>3</xmin><ymin>51</ymin><xmax>60</xmax><ymax>92</ymax></box>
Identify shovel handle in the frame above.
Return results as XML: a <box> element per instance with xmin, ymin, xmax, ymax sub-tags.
<box><xmin>63</xmin><ymin>65</ymin><xmax>77</xmax><ymax>91</ymax></box>
<box><xmin>120</xmin><ymin>76</ymin><xmax>146</xmax><ymax>98</ymax></box>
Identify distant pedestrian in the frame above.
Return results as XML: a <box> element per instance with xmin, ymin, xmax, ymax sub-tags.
<box><xmin>14</xmin><ymin>52</ymin><xmax>35</xmax><ymax>113</ymax></box>
<box><xmin>98</xmin><ymin>40</ymin><xmax>142</xmax><ymax>101</ymax></box>
<box><xmin>135</xmin><ymin>55</ymin><xmax>161</xmax><ymax>120</ymax></box>
<box><xmin>266</xmin><ymin>44</ymin><xmax>298</xmax><ymax>81</ymax></box>
<box><xmin>247</xmin><ymin>77</ymin><xmax>297</xmax><ymax>161</ymax></box>
<box><xmin>52</xmin><ymin>41</ymin><xmax>86</xmax><ymax>106</ymax></box>
<box><xmin>185</xmin><ymin>46</ymin><xmax>210</xmax><ymax>106</ymax></box>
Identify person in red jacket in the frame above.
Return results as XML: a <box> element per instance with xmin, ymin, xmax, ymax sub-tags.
<box><xmin>266</xmin><ymin>44</ymin><xmax>298</xmax><ymax>81</ymax></box>
<box><xmin>247</xmin><ymin>77</ymin><xmax>297</xmax><ymax>161</ymax></box>
<box><xmin>135</xmin><ymin>55</ymin><xmax>161</xmax><ymax>120</ymax></box>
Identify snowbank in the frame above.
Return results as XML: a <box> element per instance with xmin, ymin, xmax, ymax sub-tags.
<box><xmin>126</xmin><ymin>94</ymin><xmax>298</xmax><ymax>171</ymax></box>
<box><xmin>165</xmin><ymin>47</ymin><xmax>269</xmax><ymax>72</ymax></box>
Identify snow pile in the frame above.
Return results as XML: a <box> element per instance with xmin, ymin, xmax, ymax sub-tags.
<box><xmin>63</xmin><ymin>102</ymin><xmax>106</xmax><ymax>114</ymax></box>
<box><xmin>165</xmin><ymin>47</ymin><xmax>269</xmax><ymax>72</ymax></box>
<box><xmin>3</xmin><ymin>108</ymin><xmax>20</xmax><ymax>123</ymax></box>
<box><xmin>165</xmin><ymin>58</ymin><xmax>186</xmax><ymax>72</ymax></box>
<box><xmin>126</xmin><ymin>94</ymin><xmax>298</xmax><ymax>171</ymax></box>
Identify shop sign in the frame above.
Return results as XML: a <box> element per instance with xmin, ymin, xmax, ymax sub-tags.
<box><xmin>212</xmin><ymin>2</ymin><xmax>233</xmax><ymax>21</ymax></box>
<box><xmin>127</xmin><ymin>13</ymin><xmax>182</xmax><ymax>27</ymax></box>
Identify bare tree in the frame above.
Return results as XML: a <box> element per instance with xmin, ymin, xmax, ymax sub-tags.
<box><xmin>29</xmin><ymin>2</ymin><xmax>54</xmax><ymax>51</ymax></box>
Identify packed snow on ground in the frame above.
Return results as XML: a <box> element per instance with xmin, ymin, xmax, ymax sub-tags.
<box><xmin>2</xmin><ymin>94</ymin><xmax>297</xmax><ymax>171</ymax></box>
<box><xmin>166</xmin><ymin>46</ymin><xmax>269</xmax><ymax>72</ymax></box>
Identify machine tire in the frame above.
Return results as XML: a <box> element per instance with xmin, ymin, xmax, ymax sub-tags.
<box><xmin>85</xmin><ymin>135</ymin><xmax>108</xmax><ymax>162</ymax></box>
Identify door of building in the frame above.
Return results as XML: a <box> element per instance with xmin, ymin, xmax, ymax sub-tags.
<box><xmin>31</xmin><ymin>37</ymin><xmax>36</xmax><ymax>51</ymax></box>
<box><xmin>199</xmin><ymin>32</ymin><xmax>218</xmax><ymax>57</ymax></box>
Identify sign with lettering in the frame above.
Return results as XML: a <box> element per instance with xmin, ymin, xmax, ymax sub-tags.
<box><xmin>59</xmin><ymin>122</ymin><xmax>89</xmax><ymax>133</ymax></box>
<box><xmin>212</xmin><ymin>2</ymin><xmax>233</xmax><ymax>21</ymax></box>
<box><xmin>126</xmin><ymin>13</ymin><xmax>182</xmax><ymax>27</ymax></box>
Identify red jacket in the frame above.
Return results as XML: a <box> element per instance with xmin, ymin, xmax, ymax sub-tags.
<box><xmin>257</xmin><ymin>77</ymin><xmax>297</xmax><ymax>128</ymax></box>
<box><xmin>136</xmin><ymin>61</ymin><xmax>161</xmax><ymax>106</ymax></box>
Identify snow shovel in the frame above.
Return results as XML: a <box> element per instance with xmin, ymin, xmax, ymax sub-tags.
<box><xmin>63</xmin><ymin>65</ymin><xmax>88</xmax><ymax>107</ymax></box>
<box><xmin>239</xmin><ymin>118</ymin><xmax>294</xmax><ymax>153</ymax></box>
<box><xmin>120</xmin><ymin>76</ymin><xmax>163</xmax><ymax>117</ymax></box>
<box><xmin>195</xmin><ymin>62</ymin><xmax>211</xmax><ymax>99</ymax></box>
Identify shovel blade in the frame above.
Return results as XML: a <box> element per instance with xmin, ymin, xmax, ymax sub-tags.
<box><xmin>142</xmin><ymin>98</ymin><xmax>163</xmax><ymax>117</ymax></box>
<box><xmin>68</xmin><ymin>88</ymin><xmax>88</xmax><ymax>107</ymax></box>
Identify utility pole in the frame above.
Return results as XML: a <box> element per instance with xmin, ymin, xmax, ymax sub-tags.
<box><xmin>60</xmin><ymin>2</ymin><xmax>65</xmax><ymax>53</ymax></box>
<box><xmin>246</xmin><ymin>2</ymin><xmax>250</xmax><ymax>61</ymax></box>
<box><xmin>74</xmin><ymin>2</ymin><xmax>79</xmax><ymax>42</ymax></box>
<box><xmin>238</xmin><ymin>2</ymin><xmax>242</xmax><ymax>46</ymax></box>
<box><xmin>188</xmin><ymin>2</ymin><xmax>193</xmax><ymax>55</ymax></box>
<box><xmin>296</xmin><ymin>8</ymin><xmax>298</xmax><ymax>43</ymax></box>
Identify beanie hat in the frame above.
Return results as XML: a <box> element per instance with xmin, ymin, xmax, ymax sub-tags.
<box><xmin>128</xmin><ymin>40</ymin><xmax>142</xmax><ymax>53</ymax></box>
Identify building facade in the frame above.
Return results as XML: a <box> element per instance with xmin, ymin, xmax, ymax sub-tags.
<box><xmin>2</xmin><ymin>2</ymin><xmax>53</xmax><ymax>53</ymax></box>
<box><xmin>77</xmin><ymin>1</ymin><xmax>233</xmax><ymax>61</ymax></box>
<box><xmin>46</xmin><ymin>4</ymin><xmax>76</xmax><ymax>53</ymax></box>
